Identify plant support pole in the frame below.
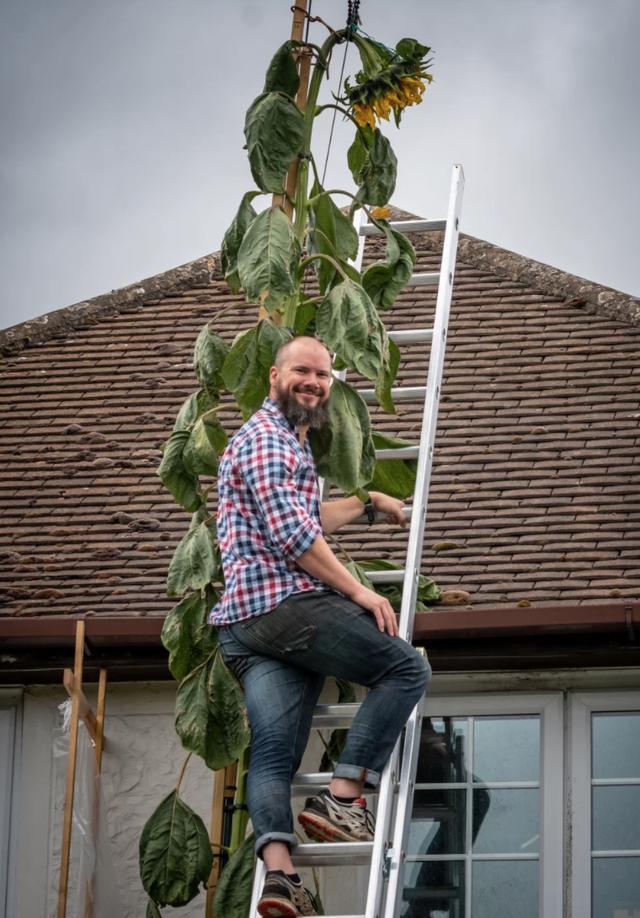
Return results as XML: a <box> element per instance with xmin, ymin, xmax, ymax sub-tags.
<box><xmin>57</xmin><ymin>620</ymin><xmax>85</xmax><ymax>918</ymax></box>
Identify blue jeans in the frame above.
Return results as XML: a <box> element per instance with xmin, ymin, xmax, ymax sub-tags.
<box><xmin>217</xmin><ymin>590</ymin><xmax>431</xmax><ymax>857</ymax></box>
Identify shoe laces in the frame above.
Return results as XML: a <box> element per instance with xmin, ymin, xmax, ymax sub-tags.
<box><xmin>353</xmin><ymin>796</ymin><xmax>376</xmax><ymax>834</ymax></box>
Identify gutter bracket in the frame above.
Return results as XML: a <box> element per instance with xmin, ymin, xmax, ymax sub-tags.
<box><xmin>625</xmin><ymin>606</ymin><xmax>636</xmax><ymax>643</ymax></box>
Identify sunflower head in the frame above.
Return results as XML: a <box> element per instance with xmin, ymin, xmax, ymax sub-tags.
<box><xmin>344</xmin><ymin>35</ymin><xmax>433</xmax><ymax>128</ymax></box>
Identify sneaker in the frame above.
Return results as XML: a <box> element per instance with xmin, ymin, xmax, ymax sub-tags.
<box><xmin>298</xmin><ymin>789</ymin><xmax>375</xmax><ymax>843</ymax></box>
<box><xmin>257</xmin><ymin>870</ymin><xmax>318</xmax><ymax>918</ymax></box>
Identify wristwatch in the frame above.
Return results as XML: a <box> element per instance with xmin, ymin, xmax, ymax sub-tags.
<box><xmin>363</xmin><ymin>495</ymin><xmax>376</xmax><ymax>524</ymax></box>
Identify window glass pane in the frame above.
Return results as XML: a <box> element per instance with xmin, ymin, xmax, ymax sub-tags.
<box><xmin>592</xmin><ymin>712</ymin><xmax>640</xmax><ymax>780</ymax></box>
<box><xmin>401</xmin><ymin>859</ymin><xmax>465</xmax><ymax>918</ymax></box>
<box><xmin>416</xmin><ymin>717</ymin><xmax>468</xmax><ymax>784</ymax></box>
<box><xmin>472</xmin><ymin>860</ymin><xmax>538</xmax><ymax>918</ymax></box>
<box><xmin>592</xmin><ymin>786</ymin><xmax>640</xmax><ymax>851</ymax></box>
<box><xmin>592</xmin><ymin>856</ymin><xmax>640</xmax><ymax>918</ymax></box>
<box><xmin>474</xmin><ymin>716</ymin><xmax>539</xmax><ymax>782</ymax></box>
<box><xmin>408</xmin><ymin>789</ymin><xmax>466</xmax><ymax>856</ymax></box>
<box><xmin>472</xmin><ymin>789</ymin><xmax>539</xmax><ymax>854</ymax></box>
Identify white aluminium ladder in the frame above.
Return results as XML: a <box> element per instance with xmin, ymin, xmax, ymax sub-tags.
<box><xmin>248</xmin><ymin>164</ymin><xmax>465</xmax><ymax>918</ymax></box>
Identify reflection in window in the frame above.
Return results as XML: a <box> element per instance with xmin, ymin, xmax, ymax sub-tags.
<box><xmin>402</xmin><ymin>715</ymin><xmax>540</xmax><ymax>918</ymax></box>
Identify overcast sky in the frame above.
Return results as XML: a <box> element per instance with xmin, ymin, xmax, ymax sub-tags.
<box><xmin>1</xmin><ymin>0</ymin><xmax>638</xmax><ymax>332</ymax></box>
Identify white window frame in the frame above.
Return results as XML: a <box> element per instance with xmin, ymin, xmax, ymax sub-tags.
<box><xmin>569</xmin><ymin>690</ymin><xmax>640</xmax><ymax>918</ymax></box>
<box><xmin>419</xmin><ymin>691</ymin><xmax>564</xmax><ymax>918</ymax></box>
<box><xmin>0</xmin><ymin>689</ymin><xmax>22</xmax><ymax>918</ymax></box>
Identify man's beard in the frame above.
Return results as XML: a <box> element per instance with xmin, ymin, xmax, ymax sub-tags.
<box><xmin>275</xmin><ymin>383</ymin><xmax>329</xmax><ymax>429</ymax></box>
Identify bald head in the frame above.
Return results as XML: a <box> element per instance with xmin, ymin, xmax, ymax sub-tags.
<box><xmin>274</xmin><ymin>336</ymin><xmax>332</xmax><ymax>370</ymax></box>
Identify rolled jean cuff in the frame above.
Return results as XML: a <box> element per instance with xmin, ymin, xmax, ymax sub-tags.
<box><xmin>255</xmin><ymin>831</ymin><xmax>299</xmax><ymax>859</ymax></box>
<box><xmin>333</xmin><ymin>763</ymin><xmax>381</xmax><ymax>789</ymax></box>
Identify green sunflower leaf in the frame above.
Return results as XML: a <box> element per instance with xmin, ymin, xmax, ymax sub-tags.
<box><xmin>367</xmin><ymin>430</ymin><xmax>417</xmax><ymax>499</ymax></box>
<box><xmin>212</xmin><ymin>834</ymin><xmax>256</xmax><ymax>918</ymax></box>
<box><xmin>158</xmin><ymin>430</ymin><xmax>201</xmax><ymax>513</ymax></box>
<box><xmin>139</xmin><ymin>790</ymin><xmax>212</xmax><ymax>907</ymax></box>
<box><xmin>264</xmin><ymin>41</ymin><xmax>300</xmax><ymax>96</ymax></box>
<box><xmin>348</xmin><ymin>127</ymin><xmax>397</xmax><ymax>206</ymax></box>
<box><xmin>161</xmin><ymin>586</ymin><xmax>219</xmax><ymax>681</ymax></box>
<box><xmin>175</xmin><ymin>649</ymin><xmax>251</xmax><ymax>770</ymax></box>
<box><xmin>310</xmin><ymin>378</ymin><xmax>375</xmax><ymax>493</ymax></box>
<box><xmin>244</xmin><ymin>92</ymin><xmax>304</xmax><ymax>193</ymax></box>
<box><xmin>220</xmin><ymin>192</ymin><xmax>261</xmax><ymax>294</ymax></box>
<box><xmin>237</xmin><ymin>207</ymin><xmax>300</xmax><ymax>312</ymax></box>
<box><xmin>315</xmin><ymin>278</ymin><xmax>388</xmax><ymax>382</ymax></box>
<box><xmin>222</xmin><ymin>320</ymin><xmax>292</xmax><ymax>419</ymax></box>
<box><xmin>167</xmin><ymin>513</ymin><xmax>217</xmax><ymax>597</ymax></box>
<box><xmin>362</xmin><ymin>222</ymin><xmax>416</xmax><ymax>310</ymax></box>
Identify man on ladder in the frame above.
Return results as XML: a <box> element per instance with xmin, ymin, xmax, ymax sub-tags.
<box><xmin>211</xmin><ymin>335</ymin><xmax>431</xmax><ymax>918</ymax></box>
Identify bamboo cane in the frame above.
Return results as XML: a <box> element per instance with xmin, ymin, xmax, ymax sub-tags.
<box><xmin>56</xmin><ymin>620</ymin><xmax>85</xmax><ymax>918</ymax></box>
<box><xmin>206</xmin><ymin>762</ymin><xmax>238</xmax><ymax>917</ymax></box>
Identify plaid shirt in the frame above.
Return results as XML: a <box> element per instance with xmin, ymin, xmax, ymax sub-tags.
<box><xmin>209</xmin><ymin>398</ymin><xmax>325</xmax><ymax>626</ymax></box>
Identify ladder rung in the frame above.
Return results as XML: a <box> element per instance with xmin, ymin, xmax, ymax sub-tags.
<box><xmin>358</xmin><ymin>385</ymin><xmax>426</xmax><ymax>403</ymax></box>
<box><xmin>367</xmin><ymin>569</ymin><xmax>405</xmax><ymax>585</ymax></box>
<box><xmin>293</xmin><ymin>841</ymin><xmax>374</xmax><ymax>866</ymax></box>
<box><xmin>406</xmin><ymin>272</ymin><xmax>440</xmax><ymax>286</ymax></box>
<box><xmin>374</xmin><ymin>446</ymin><xmax>419</xmax><ymax>460</ymax></box>
<box><xmin>388</xmin><ymin>328</ymin><xmax>433</xmax><ymax>344</ymax></box>
<box><xmin>359</xmin><ymin>219</ymin><xmax>446</xmax><ymax>236</ymax></box>
<box><xmin>312</xmin><ymin>703</ymin><xmax>360</xmax><ymax>728</ymax></box>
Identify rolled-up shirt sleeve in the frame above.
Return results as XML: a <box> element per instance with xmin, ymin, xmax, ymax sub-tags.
<box><xmin>239</xmin><ymin>432</ymin><xmax>321</xmax><ymax>560</ymax></box>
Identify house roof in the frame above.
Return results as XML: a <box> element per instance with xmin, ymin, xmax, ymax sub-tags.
<box><xmin>1</xmin><ymin>224</ymin><xmax>639</xmax><ymax>621</ymax></box>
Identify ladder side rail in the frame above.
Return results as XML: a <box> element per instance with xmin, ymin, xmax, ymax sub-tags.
<box><xmin>397</xmin><ymin>164</ymin><xmax>465</xmax><ymax>644</ymax></box>
<box><xmin>363</xmin><ymin>748</ymin><xmax>400</xmax><ymax>918</ymax></box>
<box><xmin>249</xmin><ymin>859</ymin><xmax>266</xmax><ymax>918</ymax></box>
<box><xmin>381</xmin><ymin>697</ymin><xmax>425</xmax><ymax>918</ymax></box>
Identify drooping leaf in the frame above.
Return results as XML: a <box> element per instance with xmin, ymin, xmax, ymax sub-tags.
<box><xmin>183</xmin><ymin>409</ymin><xmax>227</xmax><ymax>477</ymax></box>
<box><xmin>309</xmin><ymin>183</ymin><xmax>359</xmax><ymax>294</ymax></box>
<box><xmin>367</xmin><ymin>430</ymin><xmax>417</xmax><ymax>499</ymax></box>
<box><xmin>348</xmin><ymin>127</ymin><xmax>397</xmax><ymax>206</ymax></box>
<box><xmin>264</xmin><ymin>41</ymin><xmax>300</xmax><ymax>96</ymax></box>
<box><xmin>362</xmin><ymin>222</ymin><xmax>416</xmax><ymax>310</ymax></box>
<box><xmin>237</xmin><ymin>207</ymin><xmax>300</xmax><ymax>312</ymax></box>
<box><xmin>243</xmin><ymin>92</ymin><xmax>304</xmax><ymax>193</ymax></box>
<box><xmin>167</xmin><ymin>514</ymin><xmax>217</xmax><ymax>597</ymax></box>
<box><xmin>316</xmin><ymin>278</ymin><xmax>388</xmax><ymax>382</ymax></box>
<box><xmin>175</xmin><ymin>650</ymin><xmax>250</xmax><ymax>770</ymax></box>
<box><xmin>139</xmin><ymin>790</ymin><xmax>212</xmax><ymax>907</ymax></box>
<box><xmin>375</xmin><ymin>337</ymin><xmax>400</xmax><ymax>414</ymax></box>
<box><xmin>193</xmin><ymin>325</ymin><xmax>230</xmax><ymax>392</ymax></box>
<box><xmin>212</xmin><ymin>834</ymin><xmax>256</xmax><ymax>918</ymax></box>
<box><xmin>173</xmin><ymin>388</ymin><xmax>218</xmax><ymax>433</ymax></box>
<box><xmin>161</xmin><ymin>586</ymin><xmax>219</xmax><ymax>681</ymax></box>
<box><xmin>310</xmin><ymin>378</ymin><xmax>375</xmax><ymax>493</ymax></box>
<box><xmin>220</xmin><ymin>192</ymin><xmax>261</xmax><ymax>293</ymax></box>
<box><xmin>222</xmin><ymin>320</ymin><xmax>292</xmax><ymax>418</ymax></box>
<box><xmin>158</xmin><ymin>430</ymin><xmax>201</xmax><ymax>513</ymax></box>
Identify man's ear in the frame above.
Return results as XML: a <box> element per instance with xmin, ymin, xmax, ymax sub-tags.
<box><xmin>269</xmin><ymin>365</ymin><xmax>278</xmax><ymax>388</ymax></box>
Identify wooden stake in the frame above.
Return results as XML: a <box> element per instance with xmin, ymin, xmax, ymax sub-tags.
<box><xmin>57</xmin><ymin>620</ymin><xmax>85</xmax><ymax>918</ymax></box>
<box><xmin>206</xmin><ymin>762</ymin><xmax>238</xmax><ymax>917</ymax></box>
<box><xmin>83</xmin><ymin>668</ymin><xmax>108</xmax><ymax>918</ymax></box>
<box><xmin>94</xmin><ymin>668</ymin><xmax>108</xmax><ymax>771</ymax></box>
<box><xmin>271</xmin><ymin>0</ymin><xmax>311</xmax><ymax>219</ymax></box>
